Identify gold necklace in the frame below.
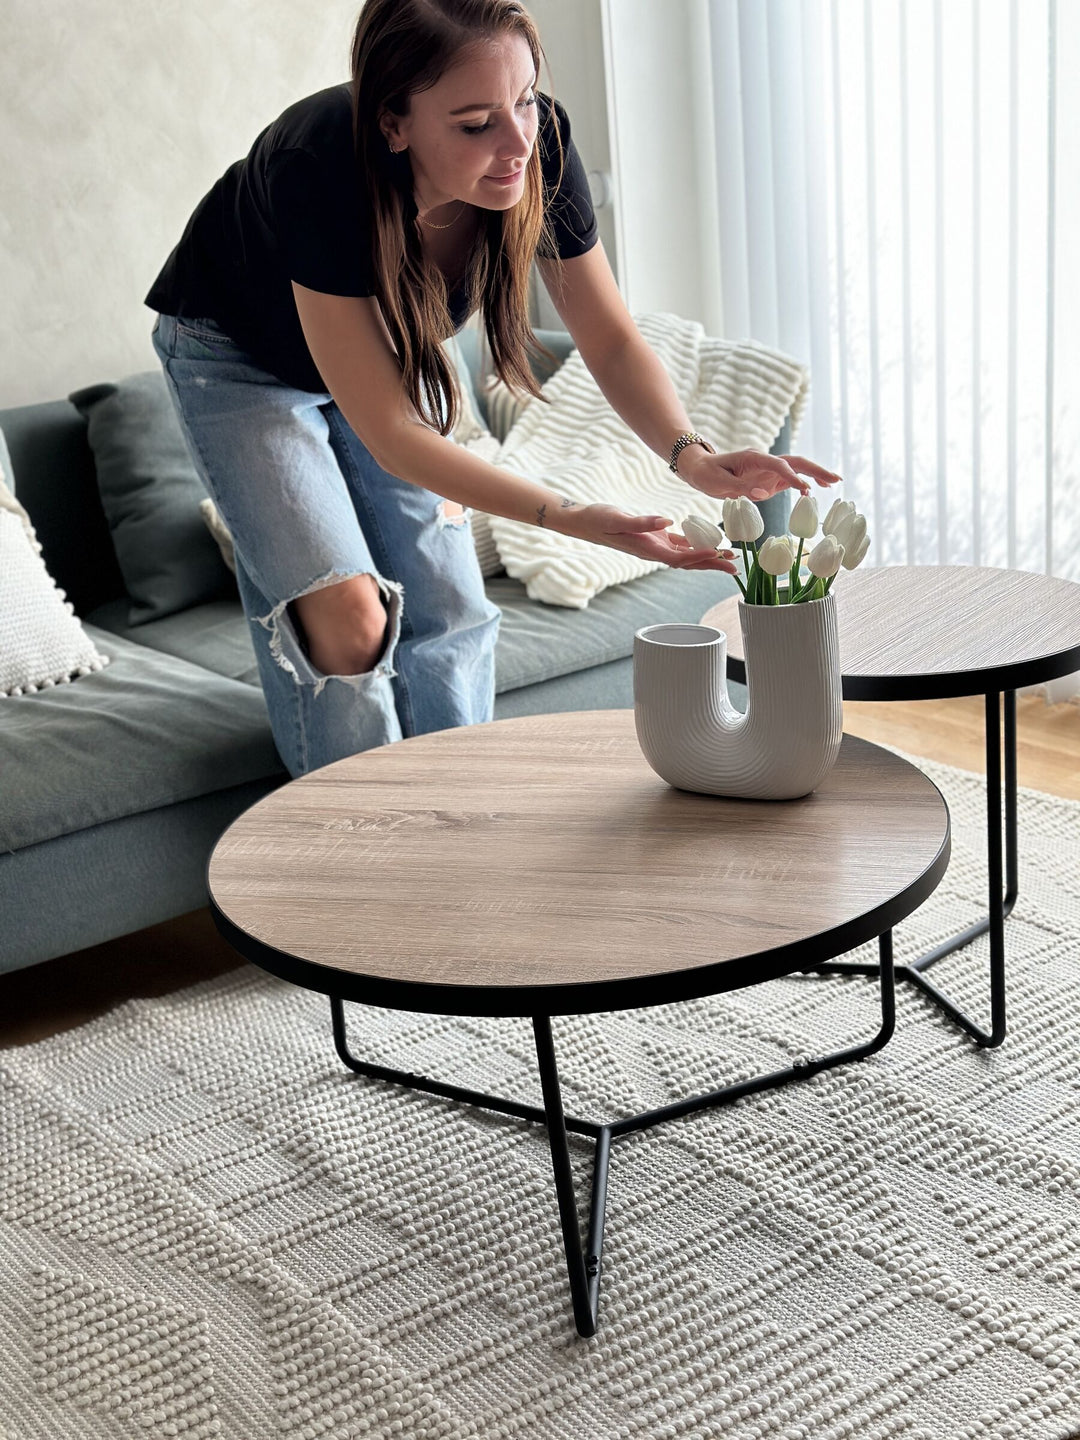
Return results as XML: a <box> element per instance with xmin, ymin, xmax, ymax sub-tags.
<box><xmin>416</xmin><ymin>201</ymin><xmax>466</xmax><ymax>231</ymax></box>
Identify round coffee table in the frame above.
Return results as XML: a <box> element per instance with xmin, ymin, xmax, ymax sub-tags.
<box><xmin>702</xmin><ymin>564</ymin><xmax>1080</xmax><ymax>1049</ymax></box>
<box><xmin>208</xmin><ymin>710</ymin><xmax>950</xmax><ymax>1338</ymax></box>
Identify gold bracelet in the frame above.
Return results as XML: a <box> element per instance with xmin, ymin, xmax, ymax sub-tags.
<box><xmin>668</xmin><ymin>432</ymin><xmax>716</xmax><ymax>475</ymax></box>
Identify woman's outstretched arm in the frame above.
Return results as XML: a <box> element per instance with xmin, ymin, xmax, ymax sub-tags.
<box><xmin>537</xmin><ymin>244</ymin><xmax>842</xmax><ymax>503</ymax></box>
<box><xmin>291</xmin><ymin>281</ymin><xmax>737</xmax><ymax>574</ymax></box>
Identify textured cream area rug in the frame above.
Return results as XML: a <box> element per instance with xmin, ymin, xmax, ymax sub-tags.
<box><xmin>2</xmin><ymin>752</ymin><xmax>1080</xmax><ymax>1440</ymax></box>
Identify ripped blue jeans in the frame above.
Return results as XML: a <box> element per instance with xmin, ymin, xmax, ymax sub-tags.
<box><xmin>152</xmin><ymin>314</ymin><xmax>501</xmax><ymax>777</ymax></box>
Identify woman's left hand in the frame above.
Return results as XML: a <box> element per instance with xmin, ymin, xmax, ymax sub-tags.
<box><xmin>564</xmin><ymin>503</ymin><xmax>740</xmax><ymax>571</ymax></box>
<box><xmin>681</xmin><ymin>448</ymin><xmax>843</xmax><ymax>502</ymax></box>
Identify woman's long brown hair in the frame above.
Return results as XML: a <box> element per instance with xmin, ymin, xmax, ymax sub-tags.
<box><xmin>350</xmin><ymin>0</ymin><xmax>562</xmax><ymax>436</ymax></box>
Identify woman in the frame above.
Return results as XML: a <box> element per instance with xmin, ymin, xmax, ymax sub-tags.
<box><xmin>147</xmin><ymin>0</ymin><xmax>838</xmax><ymax>778</ymax></box>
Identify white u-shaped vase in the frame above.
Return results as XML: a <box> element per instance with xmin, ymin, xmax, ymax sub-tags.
<box><xmin>633</xmin><ymin>592</ymin><xmax>843</xmax><ymax>800</ymax></box>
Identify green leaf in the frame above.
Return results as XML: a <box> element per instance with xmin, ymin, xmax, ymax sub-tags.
<box><xmin>746</xmin><ymin>563</ymin><xmax>760</xmax><ymax>605</ymax></box>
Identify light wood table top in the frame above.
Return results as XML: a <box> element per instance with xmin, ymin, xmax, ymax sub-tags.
<box><xmin>701</xmin><ymin>565</ymin><xmax>1080</xmax><ymax>700</ymax></box>
<box><xmin>209</xmin><ymin>711</ymin><xmax>950</xmax><ymax>1017</ymax></box>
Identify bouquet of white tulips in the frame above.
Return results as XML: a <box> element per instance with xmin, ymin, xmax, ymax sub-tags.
<box><xmin>682</xmin><ymin>497</ymin><xmax>870</xmax><ymax>604</ymax></box>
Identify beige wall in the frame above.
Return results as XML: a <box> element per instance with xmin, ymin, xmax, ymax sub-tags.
<box><xmin>0</xmin><ymin>0</ymin><xmax>612</xmax><ymax>408</ymax></box>
<box><xmin>1</xmin><ymin>0</ymin><xmax>356</xmax><ymax>407</ymax></box>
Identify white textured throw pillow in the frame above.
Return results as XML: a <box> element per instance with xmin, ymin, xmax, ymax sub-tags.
<box><xmin>0</xmin><ymin>430</ymin><xmax>111</xmax><ymax>697</ymax></box>
<box><xmin>485</xmin><ymin>313</ymin><xmax>811</xmax><ymax>608</ymax></box>
<box><xmin>465</xmin><ymin>378</ymin><xmax>530</xmax><ymax>580</ymax></box>
<box><xmin>199</xmin><ymin>497</ymin><xmax>236</xmax><ymax>575</ymax></box>
<box><xmin>439</xmin><ymin>337</ymin><xmax>505</xmax><ymax>577</ymax></box>
<box><xmin>481</xmin><ymin>375</ymin><xmax>533</xmax><ymax>443</ymax></box>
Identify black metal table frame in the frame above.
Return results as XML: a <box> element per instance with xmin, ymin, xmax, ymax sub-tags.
<box><xmin>721</xmin><ymin>570</ymin><xmax>1080</xmax><ymax>1051</ymax></box>
<box><xmin>808</xmin><ymin>690</ymin><xmax>1015</xmax><ymax>1048</ymax></box>
<box><xmin>208</xmin><ymin>733</ymin><xmax>950</xmax><ymax>1341</ymax></box>
<box><xmin>329</xmin><ymin>932</ymin><xmax>896</xmax><ymax>1339</ymax></box>
<box><xmin>737</xmin><ymin>625</ymin><xmax>1028</xmax><ymax>1052</ymax></box>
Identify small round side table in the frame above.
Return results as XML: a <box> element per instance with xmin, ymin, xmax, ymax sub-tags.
<box><xmin>702</xmin><ymin>563</ymin><xmax>1080</xmax><ymax>1048</ymax></box>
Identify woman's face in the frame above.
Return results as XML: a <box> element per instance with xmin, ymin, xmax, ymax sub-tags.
<box><xmin>382</xmin><ymin>32</ymin><xmax>540</xmax><ymax>214</ymax></box>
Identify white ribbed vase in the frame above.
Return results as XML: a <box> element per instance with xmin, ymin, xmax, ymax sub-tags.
<box><xmin>633</xmin><ymin>593</ymin><xmax>843</xmax><ymax>800</ymax></box>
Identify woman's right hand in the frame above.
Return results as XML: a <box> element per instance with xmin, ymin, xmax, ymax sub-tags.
<box><xmin>564</xmin><ymin>503</ymin><xmax>738</xmax><ymax>573</ymax></box>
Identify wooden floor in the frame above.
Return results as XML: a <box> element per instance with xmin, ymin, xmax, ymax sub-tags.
<box><xmin>2</xmin><ymin>694</ymin><xmax>1077</xmax><ymax>1050</ymax></box>
<box><xmin>843</xmin><ymin>693</ymin><xmax>1080</xmax><ymax>802</ymax></box>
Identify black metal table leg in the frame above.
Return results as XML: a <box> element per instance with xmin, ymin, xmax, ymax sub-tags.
<box><xmin>331</xmin><ymin>931</ymin><xmax>896</xmax><ymax>1338</ymax></box>
<box><xmin>612</xmin><ymin>931</ymin><xmax>896</xmax><ymax>1140</ymax></box>
<box><xmin>813</xmin><ymin>691</ymin><xmax>1016</xmax><ymax>1048</ymax></box>
<box><xmin>330</xmin><ymin>994</ymin><xmax>599</xmax><ymax>1137</ymax></box>
<box><xmin>532</xmin><ymin>1016</ymin><xmax>609</xmax><ymax>1338</ymax></box>
<box><xmin>899</xmin><ymin>689</ymin><xmax>1012</xmax><ymax>1046</ymax></box>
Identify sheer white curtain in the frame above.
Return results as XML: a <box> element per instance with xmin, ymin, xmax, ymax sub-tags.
<box><xmin>708</xmin><ymin>0</ymin><xmax>1080</xmax><ymax>697</ymax></box>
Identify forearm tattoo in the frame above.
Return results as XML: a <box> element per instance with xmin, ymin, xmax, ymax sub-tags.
<box><xmin>535</xmin><ymin>496</ymin><xmax>581</xmax><ymax>527</ymax></box>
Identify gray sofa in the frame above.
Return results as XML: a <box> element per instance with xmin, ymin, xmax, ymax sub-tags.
<box><xmin>0</xmin><ymin>329</ymin><xmax>790</xmax><ymax>975</ymax></box>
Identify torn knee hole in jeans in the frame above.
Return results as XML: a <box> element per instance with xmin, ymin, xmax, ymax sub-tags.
<box><xmin>255</xmin><ymin>569</ymin><xmax>404</xmax><ymax>699</ymax></box>
<box><xmin>436</xmin><ymin>498</ymin><xmax>470</xmax><ymax>529</ymax></box>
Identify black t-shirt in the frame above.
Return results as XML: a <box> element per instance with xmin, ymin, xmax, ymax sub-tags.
<box><xmin>146</xmin><ymin>85</ymin><xmax>598</xmax><ymax>392</ymax></box>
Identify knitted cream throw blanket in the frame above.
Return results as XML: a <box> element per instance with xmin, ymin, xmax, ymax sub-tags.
<box><xmin>3</xmin><ymin>753</ymin><xmax>1079</xmax><ymax>1439</ymax></box>
<box><xmin>479</xmin><ymin>312</ymin><xmax>810</xmax><ymax>608</ymax></box>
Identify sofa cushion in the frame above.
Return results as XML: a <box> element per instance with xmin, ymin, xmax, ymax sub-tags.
<box><xmin>88</xmin><ymin>567</ymin><xmax>742</xmax><ymax>697</ymax></box>
<box><xmin>0</xmin><ymin>623</ymin><xmax>283</xmax><ymax>853</ymax></box>
<box><xmin>69</xmin><ymin>371</ymin><xmax>237</xmax><ymax>626</ymax></box>
<box><xmin>489</xmin><ymin>566</ymin><xmax>742</xmax><ymax>693</ymax></box>
<box><xmin>0</xmin><ymin>777</ymin><xmax>284</xmax><ymax>975</ymax></box>
<box><xmin>86</xmin><ymin>598</ymin><xmax>261</xmax><ymax>686</ymax></box>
